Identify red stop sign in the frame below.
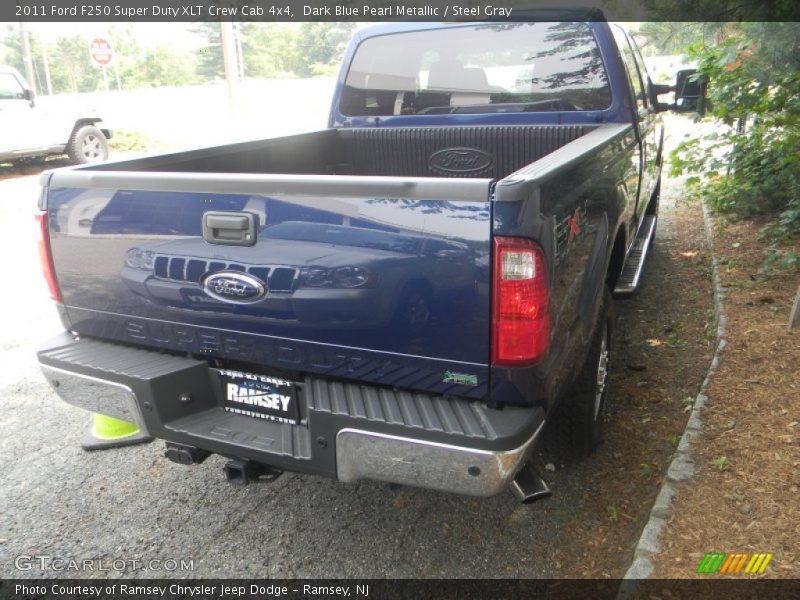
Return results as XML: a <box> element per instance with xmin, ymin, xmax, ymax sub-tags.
<box><xmin>89</xmin><ymin>38</ymin><xmax>114</xmax><ymax>66</ymax></box>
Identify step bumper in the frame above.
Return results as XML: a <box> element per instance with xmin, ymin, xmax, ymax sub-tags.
<box><xmin>37</xmin><ymin>332</ymin><xmax>545</xmax><ymax>497</ymax></box>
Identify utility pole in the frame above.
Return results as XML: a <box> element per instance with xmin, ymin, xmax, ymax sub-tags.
<box><xmin>41</xmin><ymin>42</ymin><xmax>53</xmax><ymax>95</ymax></box>
<box><xmin>219</xmin><ymin>21</ymin><xmax>240</xmax><ymax>109</ymax></box>
<box><xmin>19</xmin><ymin>23</ymin><xmax>37</xmax><ymax>93</ymax></box>
<box><xmin>234</xmin><ymin>22</ymin><xmax>245</xmax><ymax>81</ymax></box>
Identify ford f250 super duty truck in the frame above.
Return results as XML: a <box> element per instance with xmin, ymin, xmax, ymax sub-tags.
<box><xmin>36</xmin><ymin>13</ymin><xmax>694</xmax><ymax>502</ymax></box>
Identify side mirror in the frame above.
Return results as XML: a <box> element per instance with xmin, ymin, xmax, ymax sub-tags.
<box><xmin>22</xmin><ymin>88</ymin><xmax>35</xmax><ymax>106</ymax></box>
<box><xmin>673</xmin><ymin>69</ymin><xmax>708</xmax><ymax>115</ymax></box>
<box><xmin>651</xmin><ymin>83</ymin><xmax>672</xmax><ymax>96</ymax></box>
<box><xmin>649</xmin><ymin>82</ymin><xmax>673</xmax><ymax>113</ymax></box>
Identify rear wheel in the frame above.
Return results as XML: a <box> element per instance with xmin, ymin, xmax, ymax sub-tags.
<box><xmin>68</xmin><ymin>125</ymin><xmax>109</xmax><ymax>164</ymax></box>
<box><xmin>547</xmin><ymin>287</ymin><xmax>612</xmax><ymax>458</ymax></box>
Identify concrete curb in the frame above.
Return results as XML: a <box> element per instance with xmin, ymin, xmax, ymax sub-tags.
<box><xmin>621</xmin><ymin>201</ymin><xmax>727</xmax><ymax>581</ymax></box>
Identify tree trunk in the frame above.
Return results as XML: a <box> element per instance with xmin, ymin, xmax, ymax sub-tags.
<box><xmin>789</xmin><ymin>285</ymin><xmax>800</xmax><ymax>331</ymax></box>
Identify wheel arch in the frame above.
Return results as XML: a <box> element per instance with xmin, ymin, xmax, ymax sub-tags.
<box><xmin>69</xmin><ymin>118</ymin><xmax>106</xmax><ymax>141</ymax></box>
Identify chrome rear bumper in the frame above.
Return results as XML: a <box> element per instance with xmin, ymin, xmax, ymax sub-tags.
<box><xmin>40</xmin><ymin>364</ymin><xmax>149</xmax><ymax>434</ymax></box>
<box><xmin>336</xmin><ymin>423</ymin><xmax>544</xmax><ymax>497</ymax></box>
<box><xmin>38</xmin><ymin>332</ymin><xmax>546</xmax><ymax>498</ymax></box>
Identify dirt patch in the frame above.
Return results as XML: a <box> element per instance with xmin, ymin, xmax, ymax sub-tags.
<box><xmin>0</xmin><ymin>157</ymin><xmax>72</xmax><ymax>182</ymax></box>
<box><xmin>0</xmin><ymin>148</ymin><xmax>144</xmax><ymax>183</ymax></box>
<box><xmin>652</xmin><ymin>216</ymin><xmax>800</xmax><ymax>578</ymax></box>
<box><xmin>538</xmin><ymin>196</ymin><xmax>715</xmax><ymax>578</ymax></box>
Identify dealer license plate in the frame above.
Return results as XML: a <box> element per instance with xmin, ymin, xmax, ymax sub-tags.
<box><xmin>219</xmin><ymin>369</ymin><xmax>298</xmax><ymax>424</ymax></box>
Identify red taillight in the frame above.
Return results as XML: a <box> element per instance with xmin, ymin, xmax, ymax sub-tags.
<box><xmin>491</xmin><ymin>236</ymin><xmax>550</xmax><ymax>366</ymax></box>
<box><xmin>36</xmin><ymin>211</ymin><xmax>62</xmax><ymax>303</ymax></box>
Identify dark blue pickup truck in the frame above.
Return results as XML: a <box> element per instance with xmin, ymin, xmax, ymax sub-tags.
<box><xmin>36</xmin><ymin>15</ymin><xmax>685</xmax><ymax>502</ymax></box>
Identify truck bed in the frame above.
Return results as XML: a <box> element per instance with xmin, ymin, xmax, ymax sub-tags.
<box><xmin>85</xmin><ymin>125</ymin><xmax>595</xmax><ymax>179</ymax></box>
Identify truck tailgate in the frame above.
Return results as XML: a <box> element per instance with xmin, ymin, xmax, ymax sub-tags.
<box><xmin>43</xmin><ymin>171</ymin><xmax>493</xmax><ymax>398</ymax></box>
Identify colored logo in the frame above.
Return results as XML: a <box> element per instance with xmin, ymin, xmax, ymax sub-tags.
<box><xmin>696</xmin><ymin>552</ymin><xmax>773</xmax><ymax>575</ymax></box>
<box><xmin>567</xmin><ymin>208</ymin><xmax>582</xmax><ymax>242</ymax></box>
<box><xmin>429</xmin><ymin>148</ymin><xmax>493</xmax><ymax>174</ymax></box>
<box><xmin>443</xmin><ymin>370</ymin><xmax>478</xmax><ymax>386</ymax></box>
<box><xmin>203</xmin><ymin>272</ymin><xmax>266</xmax><ymax>304</ymax></box>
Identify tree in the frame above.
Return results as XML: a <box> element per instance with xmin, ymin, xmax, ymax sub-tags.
<box><xmin>49</xmin><ymin>35</ymin><xmax>102</xmax><ymax>93</ymax></box>
<box><xmin>240</xmin><ymin>23</ymin><xmax>299</xmax><ymax>78</ymax></box>
<box><xmin>635</xmin><ymin>22</ymin><xmax>708</xmax><ymax>56</ymax></box>
<box><xmin>293</xmin><ymin>23</ymin><xmax>357</xmax><ymax>76</ymax></box>
<box><xmin>670</xmin><ymin>22</ymin><xmax>800</xmax><ymax>270</ymax></box>
<box><xmin>0</xmin><ymin>24</ymin><xmax>47</xmax><ymax>91</ymax></box>
<box><xmin>192</xmin><ymin>21</ymin><xmax>225</xmax><ymax>81</ymax></box>
<box><xmin>107</xmin><ymin>25</ymin><xmax>196</xmax><ymax>89</ymax></box>
<box><xmin>2</xmin><ymin>21</ymin><xmax>354</xmax><ymax>93</ymax></box>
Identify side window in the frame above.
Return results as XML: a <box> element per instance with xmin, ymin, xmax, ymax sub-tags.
<box><xmin>0</xmin><ymin>73</ymin><xmax>25</xmax><ymax>100</ymax></box>
<box><xmin>632</xmin><ymin>42</ymin><xmax>655</xmax><ymax>109</ymax></box>
<box><xmin>614</xmin><ymin>27</ymin><xmax>647</xmax><ymax>115</ymax></box>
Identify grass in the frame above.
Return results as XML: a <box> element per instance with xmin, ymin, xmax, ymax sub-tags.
<box><xmin>703</xmin><ymin>321</ymin><xmax>717</xmax><ymax>344</ymax></box>
<box><xmin>665</xmin><ymin>322</ymin><xmax>687</xmax><ymax>347</ymax></box>
<box><xmin>712</xmin><ymin>456</ymin><xmax>730</xmax><ymax>472</ymax></box>
<box><xmin>108</xmin><ymin>130</ymin><xmax>168</xmax><ymax>153</ymax></box>
<box><xmin>728</xmin><ymin>278</ymin><xmax>756</xmax><ymax>290</ymax></box>
<box><xmin>607</xmin><ymin>505</ymin><xmax>620</xmax><ymax>522</ymax></box>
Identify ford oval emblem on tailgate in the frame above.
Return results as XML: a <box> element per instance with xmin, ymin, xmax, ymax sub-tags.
<box><xmin>203</xmin><ymin>272</ymin><xmax>266</xmax><ymax>304</ymax></box>
<box><xmin>429</xmin><ymin>147</ymin><xmax>493</xmax><ymax>174</ymax></box>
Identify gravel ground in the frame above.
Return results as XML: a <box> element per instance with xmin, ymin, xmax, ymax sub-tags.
<box><xmin>0</xmin><ymin>116</ymin><xmax>713</xmax><ymax>579</ymax></box>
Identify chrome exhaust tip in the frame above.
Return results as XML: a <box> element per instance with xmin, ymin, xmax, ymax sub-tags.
<box><xmin>509</xmin><ymin>461</ymin><xmax>552</xmax><ymax>504</ymax></box>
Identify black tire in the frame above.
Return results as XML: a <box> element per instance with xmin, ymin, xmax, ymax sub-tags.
<box><xmin>392</xmin><ymin>283</ymin><xmax>432</xmax><ymax>337</ymax></box>
<box><xmin>547</xmin><ymin>287</ymin><xmax>612</xmax><ymax>459</ymax></box>
<box><xmin>67</xmin><ymin>125</ymin><xmax>109</xmax><ymax>164</ymax></box>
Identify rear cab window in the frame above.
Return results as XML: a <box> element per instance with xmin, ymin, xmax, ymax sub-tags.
<box><xmin>340</xmin><ymin>22</ymin><xmax>611</xmax><ymax>117</ymax></box>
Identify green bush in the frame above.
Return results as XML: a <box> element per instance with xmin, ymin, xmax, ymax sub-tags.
<box><xmin>669</xmin><ymin>23</ymin><xmax>800</xmax><ymax>270</ymax></box>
